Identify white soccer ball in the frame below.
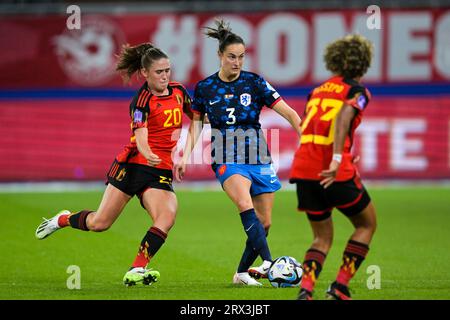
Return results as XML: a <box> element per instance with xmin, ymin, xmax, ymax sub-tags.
<box><xmin>268</xmin><ymin>256</ymin><xmax>303</xmax><ymax>288</ymax></box>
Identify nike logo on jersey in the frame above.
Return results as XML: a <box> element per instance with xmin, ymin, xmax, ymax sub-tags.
<box><xmin>209</xmin><ymin>99</ymin><xmax>220</xmax><ymax>105</ymax></box>
<box><xmin>270</xmin><ymin>179</ymin><xmax>277</xmax><ymax>183</ymax></box>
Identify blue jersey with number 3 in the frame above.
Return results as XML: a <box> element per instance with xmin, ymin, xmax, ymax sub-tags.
<box><xmin>191</xmin><ymin>71</ymin><xmax>282</xmax><ymax>165</ymax></box>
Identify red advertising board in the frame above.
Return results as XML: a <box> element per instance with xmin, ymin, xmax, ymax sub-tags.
<box><xmin>0</xmin><ymin>96</ymin><xmax>448</xmax><ymax>181</ymax></box>
<box><xmin>1</xmin><ymin>9</ymin><xmax>449</xmax><ymax>181</ymax></box>
<box><xmin>1</xmin><ymin>9</ymin><xmax>450</xmax><ymax>88</ymax></box>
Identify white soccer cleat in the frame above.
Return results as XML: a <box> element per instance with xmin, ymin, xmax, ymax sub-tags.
<box><xmin>232</xmin><ymin>272</ymin><xmax>262</xmax><ymax>286</ymax></box>
<box><xmin>35</xmin><ymin>210</ymin><xmax>71</xmax><ymax>240</ymax></box>
<box><xmin>248</xmin><ymin>260</ymin><xmax>272</xmax><ymax>279</ymax></box>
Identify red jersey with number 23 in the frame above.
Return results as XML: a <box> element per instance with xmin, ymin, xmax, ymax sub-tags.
<box><xmin>116</xmin><ymin>81</ymin><xmax>192</xmax><ymax>170</ymax></box>
<box><xmin>290</xmin><ymin>76</ymin><xmax>371</xmax><ymax>182</ymax></box>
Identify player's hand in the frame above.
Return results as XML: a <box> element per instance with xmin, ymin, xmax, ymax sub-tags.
<box><xmin>174</xmin><ymin>161</ymin><xmax>186</xmax><ymax>182</ymax></box>
<box><xmin>146</xmin><ymin>153</ymin><xmax>162</xmax><ymax>167</ymax></box>
<box><xmin>319</xmin><ymin>160</ymin><xmax>340</xmax><ymax>189</ymax></box>
<box><xmin>352</xmin><ymin>155</ymin><xmax>360</xmax><ymax>164</ymax></box>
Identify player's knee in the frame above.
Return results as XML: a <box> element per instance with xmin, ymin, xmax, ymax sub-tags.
<box><xmin>236</xmin><ymin>200</ymin><xmax>253</xmax><ymax>212</ymax></box>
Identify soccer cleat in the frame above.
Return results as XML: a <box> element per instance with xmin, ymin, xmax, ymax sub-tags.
<box><xmin>326</xmin><ymin>281</ymin><xmax>352</xmax><ymax>300</ymax></box>
<box><xmin>248</xmin><ymin>260</ymin><xmax>272</xmax><ymax>279</ymax></box>
<box><xmin>35</xmin><ymin>210</ymin><xmax>71</xmax><ymax>240</ymax></box>
<box><xmin>123</xmin><ymin>267</ymin><xmax>160</xmax><ymax>287</ymax></box>
<box><xmin>232</xmin><ymin>272</ymin><xmax>262</xmax><ymax>286</ymax></box>
<box><xmin>297</xmin><ymin>288</ymin><xmax>313</xmax><ymax>300</ymax></box>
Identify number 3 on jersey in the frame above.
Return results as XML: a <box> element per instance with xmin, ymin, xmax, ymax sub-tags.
<box><xmin>226</xmin><ymin>107</ymin><xmax>236</xmax><ymax>125</ymax></box>
<box><xmin>300</xmin><ymin>98</ymin><xmax>343</xmax><ymax>145</ymax></box>
<box><xmin>163</xmin><ymin>108</ymin><xmax>182</xmax><ymax>127</ymax></box>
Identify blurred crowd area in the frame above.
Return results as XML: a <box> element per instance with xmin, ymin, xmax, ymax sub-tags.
<box><xmin>3</xmin><ymin>0</ymin><xmax>450</xmax><ymax>13</ymax></box>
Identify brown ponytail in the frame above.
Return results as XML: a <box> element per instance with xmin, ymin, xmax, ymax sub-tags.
<box><xmin>116</xmin><ymin>42</ymin><xmax>168</xmax><ymax>83</ymax></box>
<box><xmin>204</xmin><ymin>19</ymin><xmax>245</xmax><ymax>53</ymax></box>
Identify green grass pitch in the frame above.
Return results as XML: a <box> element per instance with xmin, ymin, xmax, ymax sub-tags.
<box><xmin>1</xmin><ymin>186</ymin><xmax>449</xmax><ymax>300</ymax></box>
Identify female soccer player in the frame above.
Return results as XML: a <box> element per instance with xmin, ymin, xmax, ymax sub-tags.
<box><xmin>35</xmin><ymin>42</ymin><xmax>193</xmax><ymax>286</ymax></box>
<box><xmin>289</xmin><ymin>34</ymin><xmax>377</xmax><ymax>300</ymax></box>
<box><xmin>175</xmin><ymin>20</ymin><xmax>302</xmax><ymax>286</ymax></box>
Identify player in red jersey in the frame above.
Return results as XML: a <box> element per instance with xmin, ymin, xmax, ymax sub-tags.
<box><xmin>290</xmin><ymin>35</ymin><xmax>377</xmax><ymax>300</ymax></box>
<box><xmin>35</xmin><ymin>42</ymin><xmax>193</xmax><ymax>286</ymax></box>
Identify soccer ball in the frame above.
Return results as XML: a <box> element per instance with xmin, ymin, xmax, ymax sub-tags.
<box><xmin>268</xmin><ymin>256</ymin><xmax>303</xmax><ymax>288</ymax></box>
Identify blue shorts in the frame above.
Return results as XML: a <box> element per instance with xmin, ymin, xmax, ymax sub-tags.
<box><xmin>213</xmin><ymin>163</ymin><xmax>282</xmax><ymax>196</ymax></box>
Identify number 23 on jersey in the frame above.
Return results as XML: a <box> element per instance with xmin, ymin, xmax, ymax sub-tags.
<box><xmin>300</xmin><ymin>98</ymin><xmax>343</xmax><ymax>145</ymax></box>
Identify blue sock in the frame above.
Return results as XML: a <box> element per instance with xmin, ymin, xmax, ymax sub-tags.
<box><xmin>239</xmin><ymin>208</ymin><xmax>272</xmax><ymax>262</ymax></box>
<box><xmin>237</xmin><ymin>228</ymin><xmax>269</xmax><ymax>273</ymax></box>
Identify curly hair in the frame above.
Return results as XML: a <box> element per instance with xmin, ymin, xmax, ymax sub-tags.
<box><xmin>324</xmin><ymin>34</ymin><xmax>373</xmax><ymax>79</ymax></box>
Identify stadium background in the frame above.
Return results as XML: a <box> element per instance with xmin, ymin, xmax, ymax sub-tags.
<box><xmin>1</xmin><ymin>0</ymin><xmax>450</xmax><ymax>183</ymax></box>
<box><xmin>1</xmin><ymin>0</ymin><xmax>450</xmax><ymax>302</ymax></box>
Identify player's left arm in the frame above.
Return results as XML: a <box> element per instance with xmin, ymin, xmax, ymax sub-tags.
<box><xmin>319</xmin><ymin>104</ymin><xmax>357</xmax><ymax>188</ymax></box>
<box><xmin>257</xmin><ymin>74</ymin><xmax>301</xmax><ymax>138</ymax></box>
<box><xmin>320</xmin><ymin>85</ymin><xmax>370</xmax><ymax>188</ymax></box>
<box><xmin>272</xmin><ymin>100</ymin><xmax>302</xmax><ymax>138</ymax></box>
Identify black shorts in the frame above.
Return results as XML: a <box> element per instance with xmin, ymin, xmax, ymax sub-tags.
<box><xmin>106</xmin><ymin>159</ymin><xmax>174</xmax><ymax>201</ymax></box>
<box><xmin>292</xmin><ymin>174</ymin><xmax>371</xmax><ymax>222</ymax></box>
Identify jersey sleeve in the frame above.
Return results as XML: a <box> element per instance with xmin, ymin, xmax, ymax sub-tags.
<box><xmin>345</xmin><ymin>85</ymin><xmax>371</xmax><ymax>112</ymax></box>
<box><xmin>256</xmin><ymin>75</ymin><xmax>282</xmax><ymax>108</ymax></box>
<box><xmin>190</xmin><ymin>82</ymin><xmax>206</xmax><ymax>115</ymax></box>
<box><xmin>173</xmin><ymin>83</ymin><xmax>194</xmax><ymax>120</ymax></box>
<box><xmin>182</xmin><ymin>89</ymin><xmax>193</xmax><ymax>120</ymax></box>
<box><xmin>130</xmin><ymin>90</ymin><xmax>150</xmax><ymax>130</ymax></box>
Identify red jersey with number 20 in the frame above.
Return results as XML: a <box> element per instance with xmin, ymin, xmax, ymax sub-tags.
<box><xmin>116</xmin><ymin>81</ymin><xmax>192</xmax><ymax>170</ymax></box>
<box><xmin>290</xmin><ymin>76</ymin><xmax>371</xmax><ymax>182</ymax></box>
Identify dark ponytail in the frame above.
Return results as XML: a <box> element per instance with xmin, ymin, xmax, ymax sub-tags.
<box><xmin>116</xmin><ymin>42</ymin><xmax>168</xmax><ymax>83</ymax></box>
<box><xmin>204</xmin><ymin>19</ymin><xmax>245</xmax><ymax>53</ymax></box>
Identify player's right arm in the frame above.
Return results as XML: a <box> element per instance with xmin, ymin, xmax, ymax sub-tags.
<box><xmin>319</xmin><ymin>103</ymin><xmax>356</xmax><ymax>188</ymax></box>
<box><xmin>174</xmin><ymin>112</ymin><xmax>204</xmax><ymax>182</ymax></box>
<box><xmin>134</xmin><ymin>127</ymin><xmax>161</xmax><ymax>167</ymax></box>
<box><xmin>130</xmin><ymin>88</ymin><xmax>161</xmax><ymax>167</ymax></box>
<box><xmin>174</xmin><ymin>83</ymin><xmax>206</xmax><ymax>182</ymax></box>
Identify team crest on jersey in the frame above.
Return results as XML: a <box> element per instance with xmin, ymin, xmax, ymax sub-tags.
<box><xmin>240</xmin><ymin>93</ymin><xmax>251</xmax><ymax>106</ymax></box>
<box><xmin>175</xmin><ymin>94</ymin><xmax>182</xmax><ymax>105</ymax></box>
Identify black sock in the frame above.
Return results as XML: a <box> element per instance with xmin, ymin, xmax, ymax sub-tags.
<box><xmin>301</xmin><ymin>248</ymin><xmax>327</xmax><ymax>293</ymax></box>
<box><xmin>68</xmin><ymin>210</ymin><xmax>93</xmax><ymax>231</ymax></box>
<box><xmin>336</xmin><ymin>240</ymin><xmax>369</xmax><ymax>286</ymax></box>
<box><xmin>132</xmin><ymin>226</ymin><xmax>167</xmax><ymax>268</ymax></box>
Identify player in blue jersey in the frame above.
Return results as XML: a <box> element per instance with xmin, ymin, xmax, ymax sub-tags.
<box><xmin>175</xmin><ymin>20</ymin><xmax>302</xmax><ymax>286</ymax></box>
